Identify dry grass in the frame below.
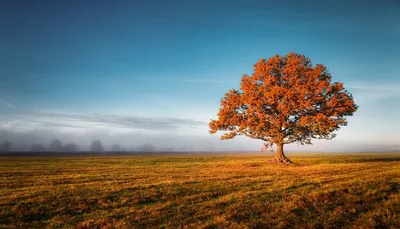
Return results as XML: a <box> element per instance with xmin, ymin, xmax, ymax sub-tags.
<box><xmin>0</xmin><ymin>153</ymin><xmax>399</xmax><ymax>228</ymax></box>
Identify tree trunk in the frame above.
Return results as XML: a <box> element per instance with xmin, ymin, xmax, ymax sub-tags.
<box><xmin>270</xmin><ymin>143</ymin><xmax>293</xmax><ymax>164</ymax></box>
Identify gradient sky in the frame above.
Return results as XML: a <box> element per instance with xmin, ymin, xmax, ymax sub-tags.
<box><xmin>1</xmin><ymin>0</ymin><xmax>399</xmax><ymax>151</ymax></box>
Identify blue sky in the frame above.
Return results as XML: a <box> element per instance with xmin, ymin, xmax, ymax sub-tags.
<box><xmin>0</xmin><ymin>0</ymin><xmax>399</xmax><ymax>151</ymax></box>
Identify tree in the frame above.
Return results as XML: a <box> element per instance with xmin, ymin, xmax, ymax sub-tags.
<box><xmin>31</xmin><ymin>144</ymin><xmax>45</xmax><ymax>152</ymax></box>
<box><xmin>63</xmin><ymin>143</ymin><xmax>78</xmax><ymax>152</ymax></box>
<box><xmin>90</xmin><ymin>140</ymin><xmax>104</xmax><ymax>152</ymax></box>
<box><xmin>49</xmin><ymin>139</ymin><xmax>63</xmax><ymax>152</ymax></box>
<box><xmin>209</xmin><ymin>53</ymin><xmax>358</xmax><ymax>164</ymax></box>
<box><xmin>0</xmin><ymin>141</ymin><xmax>11</xmax><ymax>153</ymax></box>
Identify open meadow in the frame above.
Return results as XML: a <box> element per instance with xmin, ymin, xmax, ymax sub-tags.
<box><xmin>1</xmin><ymin>153</ymin><xmax>399</xmax><ymax>229</ymax></box>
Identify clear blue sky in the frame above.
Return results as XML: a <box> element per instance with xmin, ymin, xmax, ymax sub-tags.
<box><xmin>0</xmin><ymin>0</ymin><xmax>399</xmax><ymax>151</ymax></box>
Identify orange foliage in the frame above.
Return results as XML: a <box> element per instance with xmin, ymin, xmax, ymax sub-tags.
<box><xmin>209</xmin><ymin>53</ymin><xmax>358</xmax><ymax>159</ymax></box>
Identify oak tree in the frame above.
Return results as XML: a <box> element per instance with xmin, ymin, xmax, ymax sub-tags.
<box><xmin>209</xmin><ymin>53</ymin><xmax>358</xmax><ymax>163</ymax></box>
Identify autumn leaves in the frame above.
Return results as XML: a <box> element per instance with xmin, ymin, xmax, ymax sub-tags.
<box><xmin>209</xmin><ymin>53</ymin><xmax>358</xmax><ymax>163</ymax></box>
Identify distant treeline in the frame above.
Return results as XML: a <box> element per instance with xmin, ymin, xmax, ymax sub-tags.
<box><xmin>0</xmin><ymin>140</ymin><xmax>156</xmax><ymax>153</ymax></box>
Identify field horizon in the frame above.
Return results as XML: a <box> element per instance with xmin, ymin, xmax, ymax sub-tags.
<box><xmin>1</xmin><ymin>150</ymin><xmax>399</xmax><ymax>157</ymax></box>
<box><xmin>1</xmin><ymin>153</ymin><xmax>399</xmax><ymax>228</ymax></box>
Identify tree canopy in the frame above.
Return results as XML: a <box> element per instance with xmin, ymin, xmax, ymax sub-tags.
<box><xmin>49</xmin><ymin>139</ymin><xmax>63</xmax><ymax>152</ymax></box>
<box><xmin>209</xmin><ymin>53</ymin><xmax>358</xmax><ymax>163</ymax></box>
<box><xmin>91</xmin><ymin>140</ymin><xmax>104</xmax><ymax>152</ymax></box>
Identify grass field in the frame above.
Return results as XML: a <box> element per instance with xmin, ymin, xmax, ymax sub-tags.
<box><xmin>1</xmin><ymin>153</ymin><xmax>399</xmax><ymax>228</ymax></box>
